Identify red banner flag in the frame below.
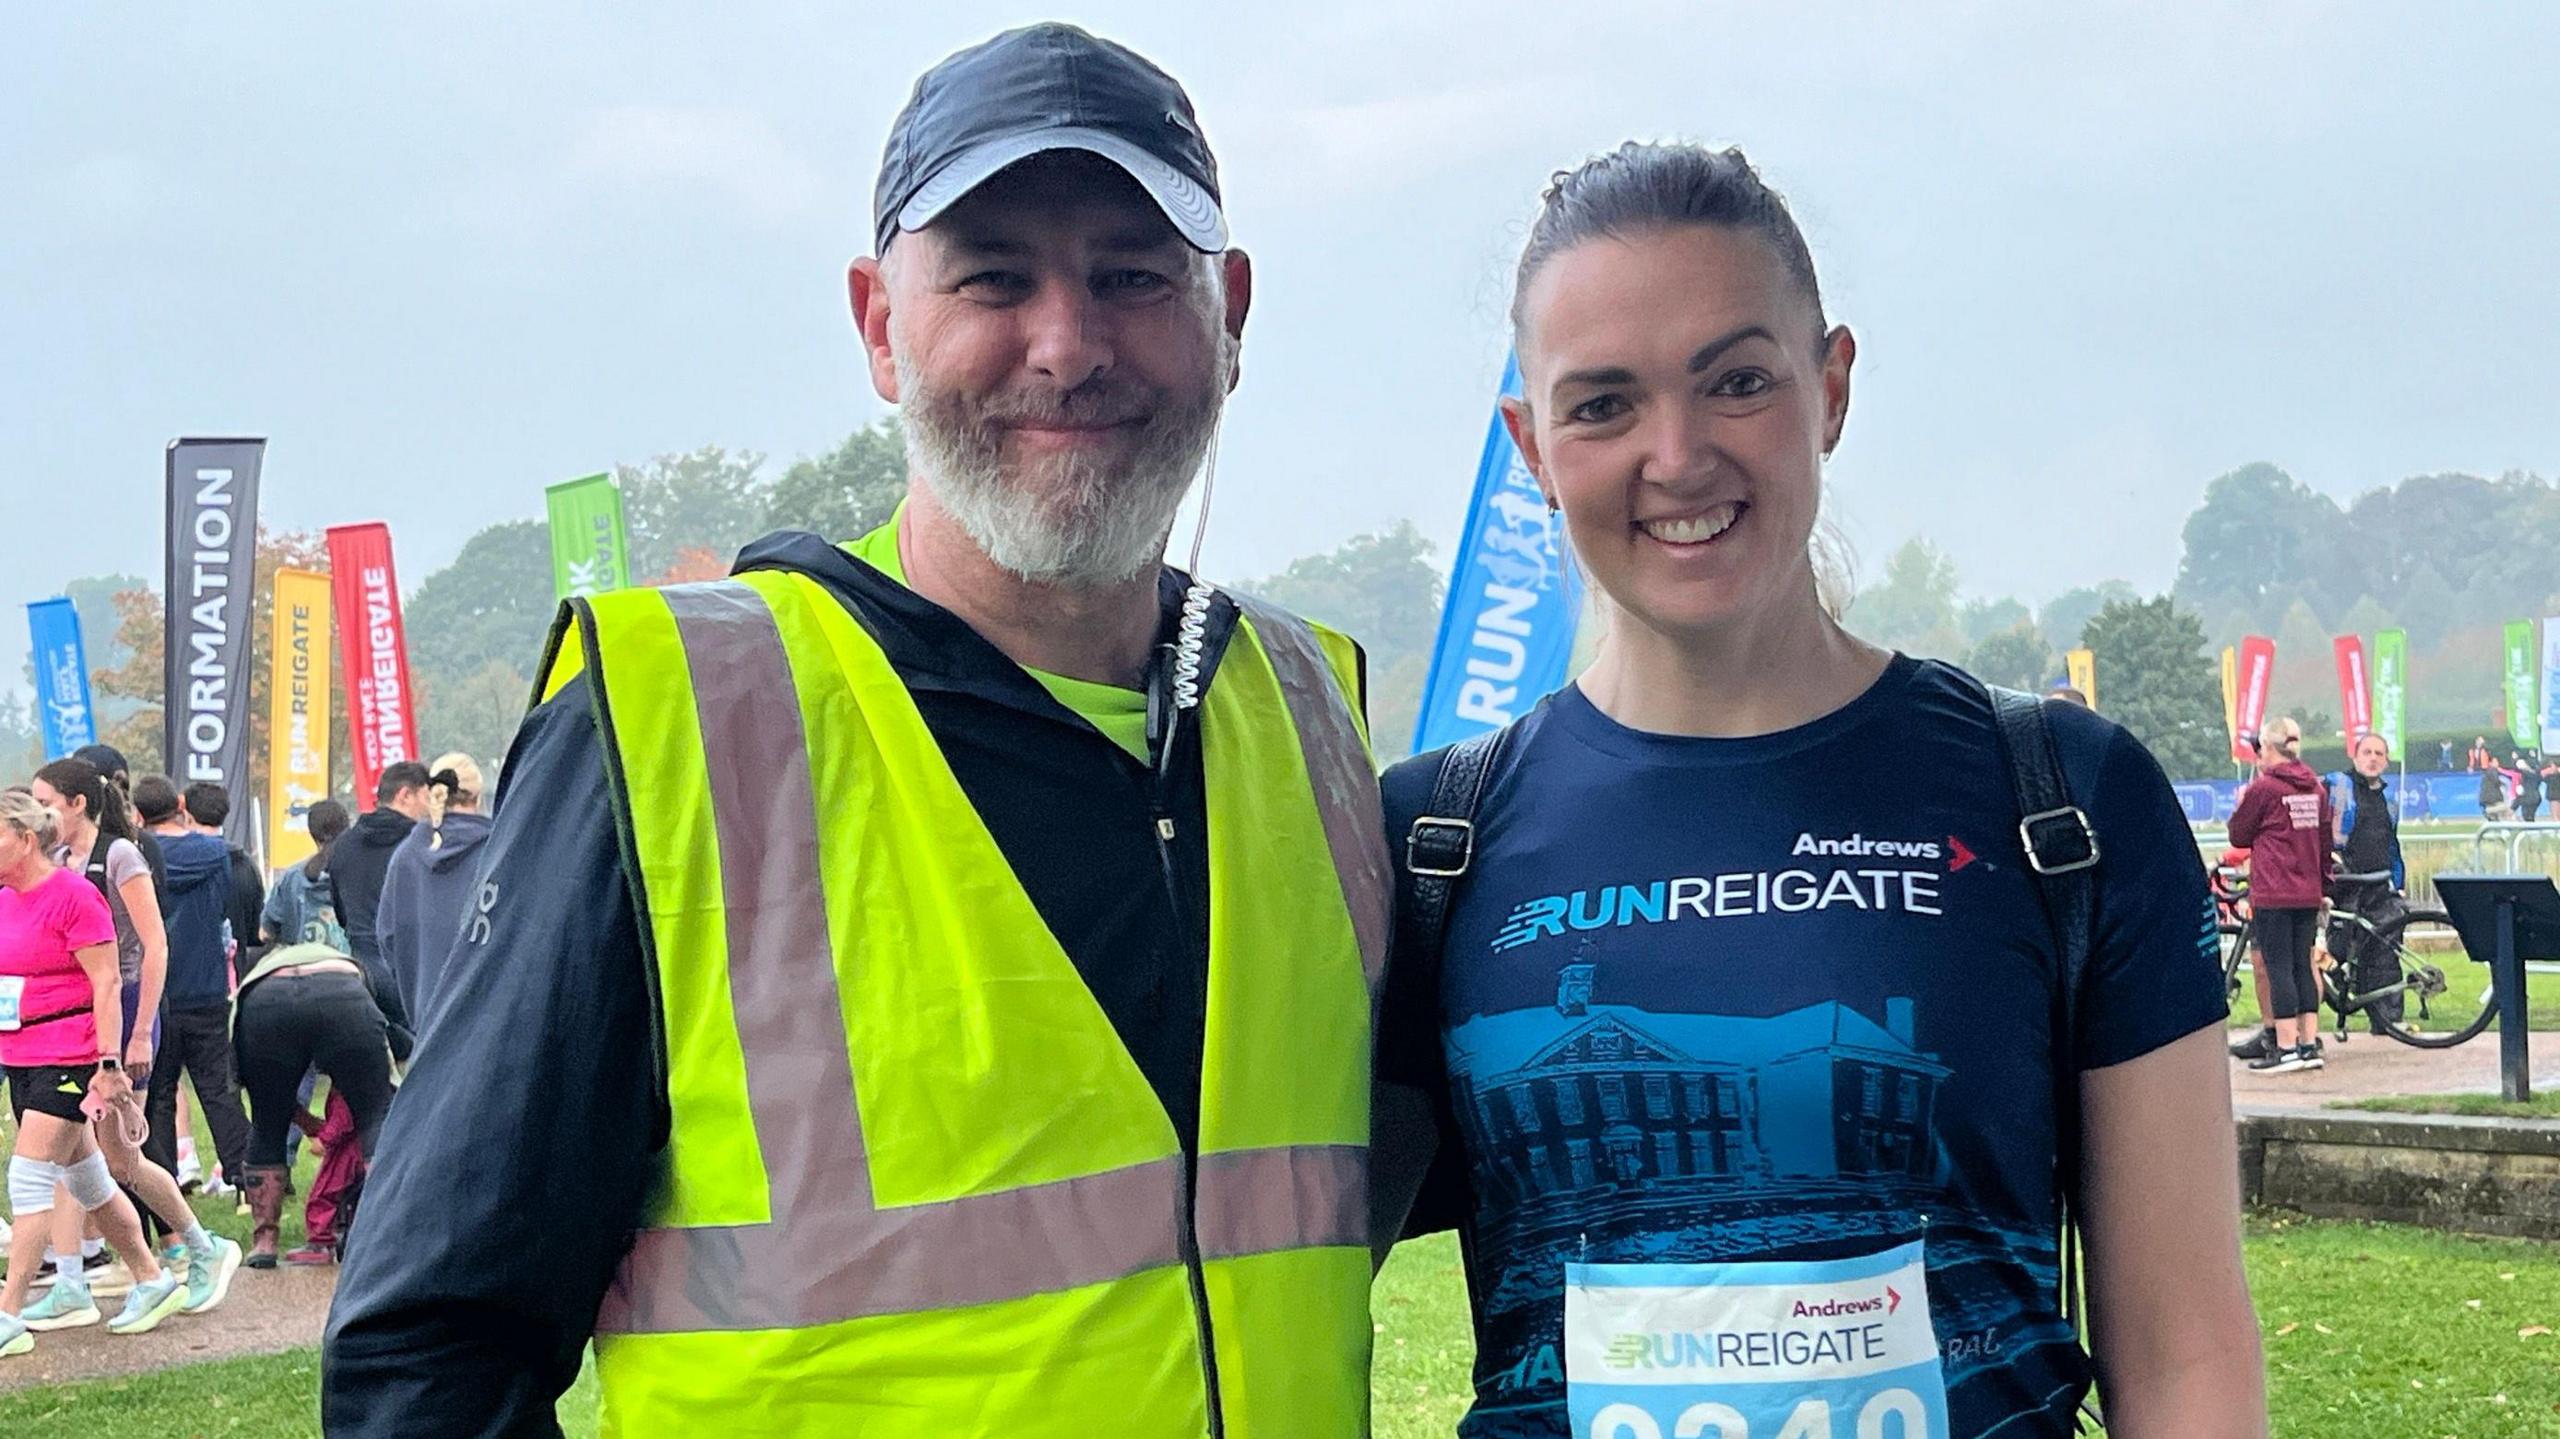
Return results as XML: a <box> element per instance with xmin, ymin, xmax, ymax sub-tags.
<box><xmin>2231</xmin><ymin>634</ymin><xmax>2276</xmax><ymax>762</ymax></box>
<box><xmin>326</xmin><ymin>522</ymin><xmax>419</xmax><ymax>809</ymax></box>
<box><xmin>2332</xmin><ymin>634</ymin><xmax>2372</xmax><ymax>743</ymax></box>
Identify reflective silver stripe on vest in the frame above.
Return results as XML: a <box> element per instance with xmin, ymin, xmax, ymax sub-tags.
<box><xmin>1229</xmin><ymin>596</ymin><xmax>1392</xmax><ymax>995</ymax></box>
<box><xmin>1195</xmin><ymin>1144</ymin><xmax>1367</xmax><ymax>1260</ymax></box>
<box><xmin>596</xmin><ymin>581</ymin><xmax>1368</xmax><ymax>1336</ymax></box>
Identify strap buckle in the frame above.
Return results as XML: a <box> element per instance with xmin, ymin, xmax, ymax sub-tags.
<box><xmin>1407</xmin><ymin>817</ymin><xmax>1476</xmax><ymax>879</ymax></box>
<box><xmin>2019</xmin><ymin>806</ymin><xmax>2100</xmax><ymax>875</ymax></box>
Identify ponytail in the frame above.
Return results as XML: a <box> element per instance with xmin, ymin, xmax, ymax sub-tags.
<box><xmin>426</xmin><ymin>771</ymin><xmax>456</xmax><ymax>839</ymax></box>
<box><xmin>99</xmin><ymin>771</ymin><xmax>139</xmax><ymax>845</ymax></box>
<box><xmin>421</xmin><ymin>752</ymin><xmax>483</xmax><ymax>849</ymax></box>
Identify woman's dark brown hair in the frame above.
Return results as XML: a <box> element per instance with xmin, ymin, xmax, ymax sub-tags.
<box><xmin>1512</xmin><ymin>142</ymin><xmax>1826</xmax><ymax>348</ymax></box>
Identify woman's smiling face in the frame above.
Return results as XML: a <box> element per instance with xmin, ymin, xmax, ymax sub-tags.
<box><xmin>1505</xmin><ymin>223</ymin><xmax>1852</xmax><ymax>643</ymax></box>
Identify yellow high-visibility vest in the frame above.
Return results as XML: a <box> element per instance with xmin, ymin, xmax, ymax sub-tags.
<box><xmin>539</xmin><ymin>566</ymin><xmax>1389</xmax><ymax>1437</ymax></box>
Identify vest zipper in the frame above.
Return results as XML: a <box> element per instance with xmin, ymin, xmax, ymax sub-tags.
<box><xmin>1172</xmin><ymin>1138</ymin><xmax>1227</xmax><ymax>1439</ymax></box>
<box><xmin>1152</xmin><ymin>798</ymin><xmax>1227</xmax><ymax>1438</ymax></box>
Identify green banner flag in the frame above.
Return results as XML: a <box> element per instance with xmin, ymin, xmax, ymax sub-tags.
<box><xmin>547</xmin><ymin>472</ymin><xmax>630</xmax><ymax>601</ymax></box>
<box><xmin>2504</xmin><ymin>619</ymin><xmax>2538</xmax><ymax>749</ymax></box>
<box><xmin>2372</xmin><ymin>628</ymin><xmax>2405</xmax><ymax>759</ymax></box>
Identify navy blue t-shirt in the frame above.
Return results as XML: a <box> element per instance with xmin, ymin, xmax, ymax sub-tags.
<box><xmin>1379</xmin><ymin>657</ymin><xmax>2225</xmax><ymax>1439</ymax></box>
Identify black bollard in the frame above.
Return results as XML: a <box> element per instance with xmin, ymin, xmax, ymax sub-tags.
<box><xmin>2495</xmin><ymin>896</ymin><xmax>2531</xmax><ymax>1103</ymax></box>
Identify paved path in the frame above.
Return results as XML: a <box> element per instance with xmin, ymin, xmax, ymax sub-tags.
<box><xmin>0</xmin><ymin>1263</ymin><xmax>337</xmax><ymax>1391</ymax></box>
<box><xmin>2229</xmin><ymin>1025</ymin><xmax>2559</xmax><ymax>1112</ymax></box>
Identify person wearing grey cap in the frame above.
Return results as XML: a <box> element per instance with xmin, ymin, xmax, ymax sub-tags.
<box><xmin>322</xmin><ymin>24</ymin><xmax>1385</xmax><ymax>1438</ymax></box>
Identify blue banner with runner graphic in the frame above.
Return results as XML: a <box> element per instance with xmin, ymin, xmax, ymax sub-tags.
<box><xmin>1413</xmin><ymin>352</ymin><xmax>1585</xmax><ymax>753</ymax></box>
<box><xmin>26</xmin><ymin>597</ymin><xmax>97</xmax><ymax>760</ymax></box>
<box><xmin>1567</xmin><ymin>1241</ymin><xmax>1949</xmax><ymax>1439</ymax></box>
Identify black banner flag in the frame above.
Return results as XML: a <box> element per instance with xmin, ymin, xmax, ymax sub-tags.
<box><xmin>163</xmin><ymin>437</ymin><xmax>265</xmax><ymax>845</ymax></box>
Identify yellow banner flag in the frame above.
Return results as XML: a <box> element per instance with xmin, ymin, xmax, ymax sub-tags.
<box><xmin>2066</xmin><ymin>648</ymin><xmax>2097</xmax><ymax>710</ymax></box>
<box><xmin>266</xmin><ymin>568</ymin><xmax>334</xmax><ymax>870</ymax></box>
<box><xmin>2220</xmin><ymin>645</ymin><xmax>2239</xmax><ymax>752</ymax></box>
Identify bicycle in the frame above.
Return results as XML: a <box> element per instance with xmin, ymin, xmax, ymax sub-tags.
<box><xmin>2212</xmin><ymin>863</ymin><xmax>2495</xmax><ymax>1049</ymax></box>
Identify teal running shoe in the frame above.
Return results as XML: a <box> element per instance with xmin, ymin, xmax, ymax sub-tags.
<box><xmin>183</xmin><ymin>1236</ymin><xmax>244</xmax><ymax>1315</ymax></box>
<box><xmin>107</xmin><ymin>1271</ymin><xmax>187</xmax><ymax>1335</ymax></box>
<box><xmin>0</xmin><ymin>1310</ymin><xmax>33</xmax><ymax>1358</ymax></box>
<box><xmin>20</xmin><ymin>1277</ymin><xmax>100</xmax><ymax>1331</ymax></box>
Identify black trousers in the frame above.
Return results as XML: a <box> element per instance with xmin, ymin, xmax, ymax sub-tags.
<box><xmin>234</xmin><ymin>971</ymin><xmax>394</xmax><ymax>1168</ymax></box>
<box><xmin>2256</xmin><ymin>907</ymin><xmax>2322</xmax><ymax>1023</ymax></box>
<box><xmin>143</xmin><ymin>1001</ymin><xmax>255</xmax><ymax>1193</ymax></box>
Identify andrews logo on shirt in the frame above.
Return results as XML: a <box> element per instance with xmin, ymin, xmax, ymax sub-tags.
<box><xmin>1790</xmin><ymin>832</ymin><xmax>1943</xmax><ymax>861</ymax></box>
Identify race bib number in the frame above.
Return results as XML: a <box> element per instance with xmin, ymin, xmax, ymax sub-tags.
<box><xmin>1566</xmin><ymin>1241</ymin><xmax>1949</xmax><ymax>1439</ymax></box>
<box><xmin>0</xmin><ymin>975</ymin><xmax>23</xmax><ymax>1031</ymax></box>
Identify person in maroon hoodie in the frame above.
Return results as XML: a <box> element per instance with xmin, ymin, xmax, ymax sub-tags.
<box><xmin>2226</xmin><ymin>716</ymin><xmax>2335</xmax><ymax>1073</ymax></box>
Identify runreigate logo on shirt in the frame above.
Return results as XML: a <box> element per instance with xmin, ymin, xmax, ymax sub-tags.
<box><xmin>1492</xmin><ymin>833</ymin><xmax>1971</xmax><ymax>952</ymax></box>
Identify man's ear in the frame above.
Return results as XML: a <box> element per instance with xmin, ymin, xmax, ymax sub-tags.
<box><xmin>850</xmin><ymin>255</ymin><xmax>900</xmax><ymax>403</ymax></box>
<box><xmin>1218</xmin><ymin>248</ymin><xmax>1253</xmax><ymax>392</ymax></box>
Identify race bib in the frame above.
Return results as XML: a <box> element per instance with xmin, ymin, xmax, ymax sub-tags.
<box><xmin>1566</xmin><ymin>1241</ymin><xmax>1949</xmax><ymax>1439</ymax></box>
<box><xmin>0</xmin><ymin>975</ymin><xmax>23</xmax><ymax>1031</ymax></box>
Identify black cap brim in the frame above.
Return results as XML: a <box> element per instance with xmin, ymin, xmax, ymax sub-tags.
<box><xmin>894</xmin><ymin>126</ymin><xmax>1227</xmax><ymax>252</ymax></box>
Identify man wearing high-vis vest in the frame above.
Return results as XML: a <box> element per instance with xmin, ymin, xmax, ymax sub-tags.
<box><xmin>321</xmin><ymin>24</ymin><xmax>1389</xmax><ymax>1439</ymax></box>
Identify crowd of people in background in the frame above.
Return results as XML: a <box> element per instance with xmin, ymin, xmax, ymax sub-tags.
<box><xmin>0</xmin><ymin>741</ymin><xmax>494</xmax><ymax>1358</ymax></box>
<box><xmin>2466</xmin><ymin>739</ymin><xmax>2557</xmax><ymax>821</ymax></box>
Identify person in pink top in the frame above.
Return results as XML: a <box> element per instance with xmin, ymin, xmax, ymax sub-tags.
<box><xmin>2225</xmin><ymin>718</ymin><xmax>2336</xmax><ymax>1075</ymax></box>
<box><xmin>0</xmin><ymin>788</ymin><xmax>194</xmax><ymax>1356</ymax></box>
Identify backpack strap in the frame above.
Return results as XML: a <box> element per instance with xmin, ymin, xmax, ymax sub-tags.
<box><xmin>1384</xmin><ymin>723</ymin><xmax>1512</xmax><ymax>1251</ymax></box>
<box><xmin>1981</xmin><ymin>680</ymin><xmax>2103</xmax><ymax>1426</ymax></box>
<box><xmin>80</xmin><ymin>829</ymin><xmax>132</xmax><ymax>929</ymax></box>
<box><xmin>1399</xmin><ymin>724</ymin><xmax>1512</xmax><ymax>963</ymax></box>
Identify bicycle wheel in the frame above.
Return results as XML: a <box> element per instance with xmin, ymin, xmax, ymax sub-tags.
<box><xmin>2369</xmin><ymin>908</ymin><xmax>2498</xmax><ymax>1049</ymax></box>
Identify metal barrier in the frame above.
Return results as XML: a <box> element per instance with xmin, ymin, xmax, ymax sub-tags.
<box><xmin>2197</xmin><ymin>824</ymin><xmax>2560</xmax><ymax>875</ymax></box>
<box><xmin>2468</xmin><ymin>821</ymin><xmax>2560</xmax><ymax>873</ymax></box>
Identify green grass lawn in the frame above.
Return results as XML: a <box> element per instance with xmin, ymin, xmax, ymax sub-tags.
<box><xmin>4</xmin><ymin>1216</ymin><xmax>2551</xmax><ymax>1438</ymax></box>
<box><xmin>2334</xmin><ymin>1091</ymin><xmax>2560</xmax><ymax>1119</ymax></box>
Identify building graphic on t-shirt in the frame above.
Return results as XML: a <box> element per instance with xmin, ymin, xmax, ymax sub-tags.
<box><xmin>1445</xmin><ymin>955</ymin><xmax>1953</xmax><ymax>1214</ymax></box>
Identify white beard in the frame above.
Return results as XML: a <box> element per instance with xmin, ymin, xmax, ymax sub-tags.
<box><xmin>897</xmin><ymin>346</ymin><xmax>1227</xmax><ymax>587</ymax></box>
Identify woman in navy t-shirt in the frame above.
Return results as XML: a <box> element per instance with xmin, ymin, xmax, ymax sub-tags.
<box><xmin>1375</xmin><ymin>144</ymin><xmax>2264</xmax><ymax>1438</ymax></box>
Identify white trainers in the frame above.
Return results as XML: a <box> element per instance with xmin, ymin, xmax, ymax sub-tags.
<box><xmin>107</xmin><ymin>1271</ymin><xmax>187</xmax><ymax>1336</ymax></box>
<box><xmin>20</xmin><ymin>1278</ymin><xmax>101</xmax><ymax>1331</ymax></box>
<box><xmin>183</xmin><ymin>1236</ymin><xmax>244</xmax><ymax>1315</ymax></box>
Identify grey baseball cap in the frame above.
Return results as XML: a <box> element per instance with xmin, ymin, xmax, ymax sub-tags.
<box><xmin>873</xmin><ymin>23</ymin><xmax>1226</xmax><ymax>256</ymax></box>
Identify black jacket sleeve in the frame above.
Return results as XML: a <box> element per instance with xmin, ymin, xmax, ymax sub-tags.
<box><xmin>321</xmin><ymin>677</ymin><xmax>663</xmax><ymax>1439</ymax></box>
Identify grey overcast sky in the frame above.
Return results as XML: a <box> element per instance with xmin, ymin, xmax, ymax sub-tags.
<box><xmin>7</xmin><ymin>3</ymin><xmax>2557</xmax><ymax>663</ymax></box>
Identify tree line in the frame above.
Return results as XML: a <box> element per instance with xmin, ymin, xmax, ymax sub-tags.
<box><xmin>10</xmin><ymin>450</ymin><xmax>2550</xmax><ymax>791</ymax></box>
<box><xmin>1845</xmin><ymin>464</ymin><xmax>2559</xmax><ymax>775</ymax></box>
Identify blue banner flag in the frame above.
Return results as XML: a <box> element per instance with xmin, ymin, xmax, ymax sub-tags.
<box><xmin>26</xmin><ymin>597</ymin><xmax>97</xmax><ymax>760</ymax></box>
<box><xmin>1413</xmin><ymin>352</ymin><xmax>1585</xmax><ymax>753</ymax></box>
